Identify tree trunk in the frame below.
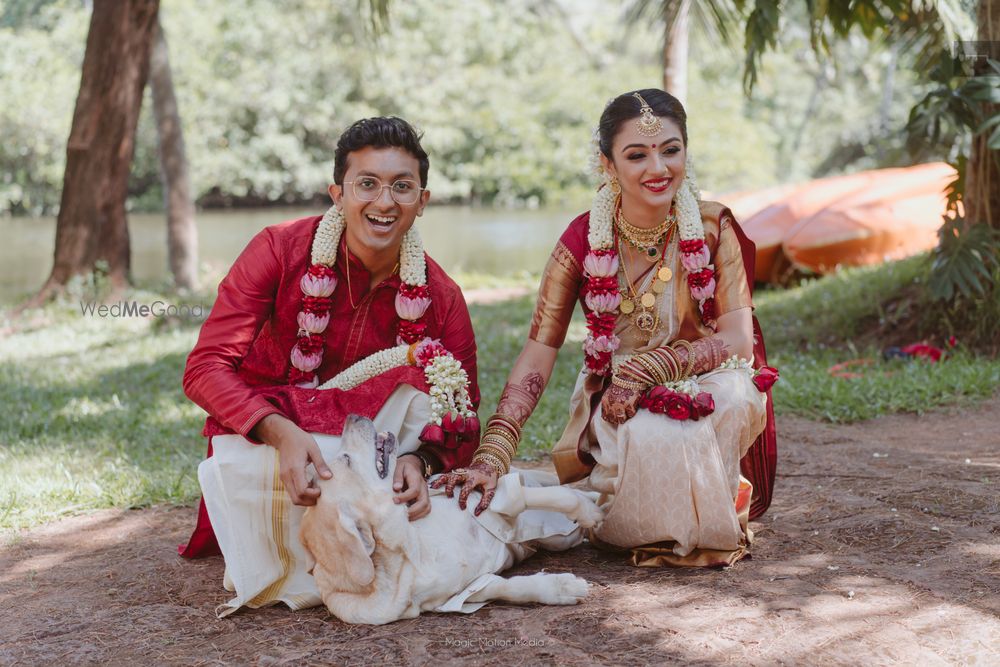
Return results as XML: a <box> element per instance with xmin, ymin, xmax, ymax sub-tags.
<box><xmin>662</xmin><ymin>0</ymin><xmax>690</xmax><ymax>104</ymax></box>
<box><xmin>33</xmin><ymin>0</ymin><xmax>159</xmax><ymax>304</ymax></box>
<box><xmin>965</xmin><ymin>0</ymin><xmax>999</xmax><ymax>230</ymax></box>
<box><xmin>150</xmin><ymin>17</ymin><xmax>198</xmax><ymax>290</ymax></box>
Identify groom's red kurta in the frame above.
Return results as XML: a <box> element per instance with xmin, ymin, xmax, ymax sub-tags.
<box><xmin>179</xmin><ymin>214</ymin><xmax>480</xmax><ymax>557</ymax></box>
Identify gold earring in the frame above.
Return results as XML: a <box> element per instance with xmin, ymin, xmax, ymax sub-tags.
<box><xmin>609</xmin><ymin>175</ymin><xmax>621</xmax><ymax>195</ymax></box>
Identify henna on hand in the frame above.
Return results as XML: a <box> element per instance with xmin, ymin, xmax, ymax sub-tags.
<box><xmin>674</xmin><ymin>336</ymin><xmax>730</xmax><ymax>376</ymax></box>
<box><xmin>431</xmin><ymin>462</ymin><xmax>498</xmax><ymax>510</ymax></box>
<box><xmin>601</xmin><ymin>382</ymin><xmax>642</xmax><ymax>425</ymax></box>
<box><xmin>496</xmin><ymin>371</ymin><xmax>546</xmax><ymax>427</ymax></box>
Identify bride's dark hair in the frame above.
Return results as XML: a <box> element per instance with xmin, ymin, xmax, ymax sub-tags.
<box><xmin>597</xmin><ymin>89</ymin><xmax>687</xmax><ymax>159</ymax></box>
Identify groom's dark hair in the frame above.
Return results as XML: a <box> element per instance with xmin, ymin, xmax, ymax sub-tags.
<box><xmin>333</xmin><ymin>116</ymin><xmax>430</xmax><ymax>187</ymax></box>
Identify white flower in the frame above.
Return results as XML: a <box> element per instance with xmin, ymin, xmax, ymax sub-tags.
<box><xmin>587</xmin><ymin>185</ymin><xmax>615</xmax><ymax>250</ymax></box>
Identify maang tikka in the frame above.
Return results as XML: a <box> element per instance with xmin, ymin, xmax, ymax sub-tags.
<box><xmin>632</xmin><ymin>92</ymin><xmax>663</xmax><ymax>137</ymax></box>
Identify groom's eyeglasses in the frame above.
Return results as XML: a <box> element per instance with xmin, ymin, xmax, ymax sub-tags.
<box><xmin>344</xmin><ymin>177</ymin><xmax>423</xmax><ymax>205</ymax></box>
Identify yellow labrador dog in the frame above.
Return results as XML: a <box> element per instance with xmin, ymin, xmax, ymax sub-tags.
<box><xmin>300</xmin><ymin>414</ymin><xmax>603</xmax><ymax>624</ymax></box>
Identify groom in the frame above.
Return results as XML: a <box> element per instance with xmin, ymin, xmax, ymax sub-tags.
<box><xmin>180</xmin><ymin>117</ymin><xmax>480</xmax><ymax>559</ymax></box>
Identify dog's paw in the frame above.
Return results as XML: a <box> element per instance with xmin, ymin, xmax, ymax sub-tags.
<box><xmin>546</xmin><ymin>573</ymin><xmax>589</xmax><ymax>605</ymax></box>
<box><xmin>566</xmin><ymin>496</ymin><xmax>604</xmax><ymax>529</ymax></box>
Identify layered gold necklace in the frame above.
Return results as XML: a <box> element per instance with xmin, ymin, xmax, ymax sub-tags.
<box><xmin>618</xmin><ymin>228</ymin><xmax>676</xmax><ymax>337</ymax></box>
<box><xmin>616</xmin><ymin>206</ymin><xmax>677</xmax><ymax>262</ymax></box>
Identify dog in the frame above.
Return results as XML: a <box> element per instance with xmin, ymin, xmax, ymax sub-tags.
<box><xmin>299</xmin><ymin>414</ymin><xmax>604</xmax><ymax>624</ymax></box>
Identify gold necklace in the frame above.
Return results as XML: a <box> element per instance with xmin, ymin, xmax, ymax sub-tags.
<box><xmin>617</xmin><ymin>228</ymin><xmax>676</xmax><ymax>337</ymax></box>
<box><xmin>616</xmin><ymin>207</ymin><xmax>677</xmax><ymax>261</ymax></box>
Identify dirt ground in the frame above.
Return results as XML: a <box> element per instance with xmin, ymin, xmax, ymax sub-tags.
<box><xmin>2</xmin><ymin>398</ymin><xmax>998</xmax><ymax>666</ymax></box>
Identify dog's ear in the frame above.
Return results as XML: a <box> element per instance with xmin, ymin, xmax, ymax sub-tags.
<box><xmin>300</xmin><ymin>504</ymin><xmax>376</xmax><ymax>594</ymax></box>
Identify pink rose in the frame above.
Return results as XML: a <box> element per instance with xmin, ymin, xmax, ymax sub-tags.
<box><xmin>290</xmin><ymin>346</ymin><xmax>322</xmax><ymax>372</ymax></box>
<box><xmin>419</xmin><ymin>423</ymin><xmax>445</xmax><ymax>445</ymax></box>
<box><xmin>752</xmin><ymin>366</ymin><xmax>780</xmax><ymax>393</ymax></box>
<box><xmin>296</xmin><ymin>311</ymin><xmax>330</xmax><ymax>334</ymax></box>
<box><xmin>583</xmin><ymin>333</ymin><xmax>620</xmax><ymax>356</ymax></box>
<box><xmin>413</xmin><ymin>338</ymin><xmax>448</xmax><ymax>367</ymax></box>
<box><xmin>583</xmin><ymin>251</ymin><xmax>619</xmax><ymax>278</ymax></box>
<box><xmin>690</xmin><ymin>277</ymin><xmax>717</xmax><ymax>301</ymax></box>
<box><xmin>680</xmin><ymin>244</ymin><xmax>711</xmax><ymax>271</ymax></box>
<box><xmin>395</xmin><ymin>293</ymin><xmax>432</xmax><ymax>321</ymax></box>
<box><xmin>300</xmin><ymin>273</ymin><xmax>337</xmax><ymax>297</ymax></box>
<box><xmin>585</xmin><ymin>290</ymin><xmax>622</xmax><ymax>313</ymax></box>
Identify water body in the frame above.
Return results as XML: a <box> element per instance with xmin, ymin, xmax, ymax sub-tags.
<box><xmin>0</xmin><ymin>205</ymin><xmax>582</xmax><ymax>300</ymax></box>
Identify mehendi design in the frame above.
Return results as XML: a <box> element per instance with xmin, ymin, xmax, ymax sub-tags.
<box><xmin>676</xmin><ymin>336</ymin><xmax>730</xmax><ymax>376</ymax></box>
<box><xmin>496</xmin><ymin>372</ymin><xmax>546</xmax><ymax>427</ymax></box>
<box><xmin>601</xmin><ymin>382</ymin><xmax>642</xmax><ymax>425</ymax></box>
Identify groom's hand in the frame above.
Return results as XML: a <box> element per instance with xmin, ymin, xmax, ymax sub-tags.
<box><xmin>254</xmin><ymin>414</ymin><xmax>332</xmax><ymax>506</ymax></box>
<box><xmin>393</xmin><ymin>455</ymin><xmax>430</xmax><ymax>521</ymax></box>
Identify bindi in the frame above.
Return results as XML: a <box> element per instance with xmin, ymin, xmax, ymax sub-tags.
<box><xmin>652</xmin><ymin>144</ymin><xmax>656</xmax><ymax>148</ymax></box>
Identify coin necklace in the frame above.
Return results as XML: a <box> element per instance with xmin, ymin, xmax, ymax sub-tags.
<box><xmin>618</xmin><ymin>226</ymin><xmax>676</xmax><ymax>337</ymax></box>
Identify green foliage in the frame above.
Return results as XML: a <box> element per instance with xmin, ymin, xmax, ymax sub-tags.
<box><xmin>928</xmin><ymin>218</ymin><xmax>1000</xmax><ymax>300</ymax></box>
<box><xmin>767</xmin><ymin>347</ymin><xmax>1000</xmax><ymax>422</ymax></box>
<box><xmin>0</xmin><ymin>0</ymin><xmax>953</xmax><ymax>214</ymax></box>
<box><xmin>905</xmin><ymin>54</ymin><xmax>1000</xmax><ymax>159</ymax></box>
<box><xmin>754</xmin><ymin>254</ymin><xmax>928</xmax><ymax>350</ymax></box>
<box><xmin>906</xmin><ymin>54</ymin><xmax>1000</xmax><ymax>301</ymax></box>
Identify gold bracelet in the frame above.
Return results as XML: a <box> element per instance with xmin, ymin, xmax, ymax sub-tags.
<box><xmin>611</xmin><ymin>375</ymin><xmax>646</xmax><ymax>391</ymax></box>
<box><xmin>482</xmin><ymin>425</ymin><xmax>519</xmax><ymax>447</ymax></box>
<box><xmin>653</xmin><ymin>346</ymin><xmax>680</xmax><ymax>382</ymax></box>
<box><xmin>476</xmin><ymin>444</ymin><xmax>513</xmax><ymax>468</ymax></box>
<box><xmin>480</xmin><ymin>435</ymin><xmax>516</xmax><ymax>459</ymax></box>
<box><xmin>634</xmin><ymin>354</ymin><xmax>666</xmax><ymax>385</ymax></box>
<box><xmin>472</xmin><ymin>451</ymin><xmax>507</xmax><ymax>477</ymax></box>
<box><xmin>672</xmin><ymin>339</ymin><xmax>695</xmax><ymax>378</ymax></box>
<box><xmin>483</xmin><ymin>423</ymin><xmax>520</xmax><ymax>442</ymax></box>
<box><xmin>618</xmin><ymin>364</ymin><xmax>654</xmax><ymax>386</ymax></box>
<box><xmin>487</xmin><ymin>413</ymin><xmax>523</xmax><ymax>438</ymax></box>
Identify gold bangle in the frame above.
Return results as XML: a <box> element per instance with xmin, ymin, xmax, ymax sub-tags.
<box><xmin>480</xmin><ymin>435</ymin><xmax>516</xmax><ymax>458</ymax></box>
<box><xmin>611</xmin><ymin>375</ymin><xmax>646</xmax><ymax>391</ymax></box>
<box><xmin>487</xmin><ymin>413</ymin><xmax>523</xmax><ymax>438</ymax></box>
<box><xmin>484</xmin><ymin>423</ymin><xmax>520</xmax><ymax>445</ymax></box>
<box><xmin>652</xmin><ymin>347</ymin><xmax>680</xmax><ymax>382</ymax></box>
<box><xmin>634</xmin><ymin>354</ymin><xmax>666</xmax><ymax>385</ymax></box>
<box><xmin>477</xmin><ymin>444</ymin><xmax>513</xmax><ymax>468</ymax></box>
<box><xmin>472</xmin><ymin>451</ymin><xmax>507</xmax><ymax>476</ymax></box>
<box><xmin>672</xmin><ymin>339</ymin><xmax>695</xmax><ymax>378</ymax></box>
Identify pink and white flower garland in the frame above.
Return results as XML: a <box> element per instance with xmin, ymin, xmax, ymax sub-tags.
<box><xmin>581</xmin><ymin>154</ymin><xmax>714</xmax><ymax>376</ymax></box>
<box><xmin>317</xmin><ymin>337</ymin><xmax>478</xmax><ymax>445</ymax></box>
<box><xmin>287</xmin><ymin>204</ymin><xmax>432</xmax><ymax>388</ymax></box>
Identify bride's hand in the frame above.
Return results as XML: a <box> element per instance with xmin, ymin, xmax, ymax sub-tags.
<box><xmin>601</xmin><ymin>381</ymin><xmax>644</xmax><ymax>425</ymax></box>
<box><xmin>430</xmin><ymin>462</ymin><xmax>499</xmax><ymax>516</ymax></box>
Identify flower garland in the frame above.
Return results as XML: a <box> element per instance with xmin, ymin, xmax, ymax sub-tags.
<box><xmin>288</xmin><ymin>204</ymin><xmax>431</xmax><ymax>388</ymax></box>
<box><xmin>636</xmin><ymin>356</ymin><xmax>779</xmax><ymax>422</ymax></box>
<box><xmin>317</xmin><ymin>337</ymin><xmax>479</xmax><ymax>446</ymax></box>
<box><xmin>582</xmin><ymin>151</ymin><xmax>710</xmax><ymax>376</ymax></box>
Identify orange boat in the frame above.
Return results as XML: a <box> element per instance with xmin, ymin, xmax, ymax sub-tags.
<box><xmin>735</xmin><ymin>163</ymin><xmax>954</xmax><ymax>282</ymax></box>
<box><xmin>713</xmin><ymin>183</ymin><xmax>801</xmax><ymax>224</ymax></box>
<box><xmin>782</xmin><ymin>163</ymin><xmax>954</xmax><ymax>274</ymax></box>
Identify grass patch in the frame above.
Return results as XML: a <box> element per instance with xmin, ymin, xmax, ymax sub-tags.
<box><xmin>1</xmin><ymin>256</ymin><xmax>997</xmax><ymax>531</ymax></box>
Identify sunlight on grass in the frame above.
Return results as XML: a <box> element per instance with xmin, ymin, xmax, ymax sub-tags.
<box><xmin>2</xmin><ymin>258</ymin><xmax>997</xmax><ymax>531</ymax></box>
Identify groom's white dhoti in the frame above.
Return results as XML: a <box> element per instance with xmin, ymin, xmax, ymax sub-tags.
<box><xmin>199</xmin><ymin>386</ymin><xmax>429</xmax><ymax>617</ymax></box>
